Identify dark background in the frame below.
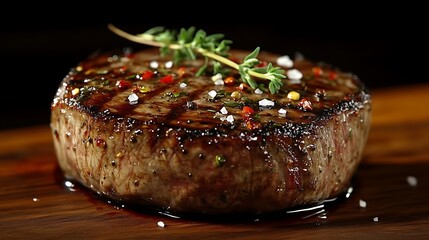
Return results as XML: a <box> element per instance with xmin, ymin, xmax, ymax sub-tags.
<box><xmin>1</xmin><ymin>5</ymin><xmax>427</xmax><ymax>130</ymax></box>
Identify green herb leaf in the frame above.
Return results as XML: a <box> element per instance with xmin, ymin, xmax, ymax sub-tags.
<box><xmin>244</xmin><ymin>47</ymin><xmax>260</xmax><ymax>61</ymax></box>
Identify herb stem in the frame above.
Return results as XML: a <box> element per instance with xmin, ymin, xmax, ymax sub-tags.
<box><xmin>196</xmin><ymin>49</ymin><xmax>238</xmax><ymax>69</ymax></box>
<box><xmin>109</xmin><ymin>24</ymin><xmax>271</xmax><ymax>81</ymax></box>
<box><xmin>108</xmin><ymin>24</ymin><xmax>164</xmax><ymax>48</ymax></box>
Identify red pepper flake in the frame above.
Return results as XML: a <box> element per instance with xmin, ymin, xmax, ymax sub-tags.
<box><xmin>242</xmin><ymin>106</ymin><xmax>255</xmax><ymax>117</ymax></box>
<box><xmin>312</xmin><ymin>67</ymin><xmax>323</xmax><ymax>78</ymax></box>
<box><xmin>141</xmin><ymin>70</ymin><xmax>154</xmax><ymax>80</ymax></box>
<box><xmin>328</xmin><ymin>71</ymin><xmax>337</xmax><ymax>80</ymax></box>
<box><xmin>224</xmin><ymin>76</ymin><xmax>235</xmax><ymax>86</ymax></box>
<box><xmin>241</xmin><ymin>106</ymin><xmax>260</xmax><ymax>129</ymax></box>
<box><xmin>116</xmin><ymin>79</ymin><xmax>132</xmax><ymax>89</ymax></box>
<box><xmin>160</xmin><ymin>74</ymin><xmax>174</xmax><ymax>84</ymax></box>
<box><xmin>298</xmin><ymin>99</ymin><xmax>313</xmax><ymax>110</ymax></box>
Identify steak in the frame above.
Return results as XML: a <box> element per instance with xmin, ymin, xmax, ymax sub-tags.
<box><xmin>50</xmin><ymin>48</ymin><xmax>371</xmax><ymax>215</ymax></box>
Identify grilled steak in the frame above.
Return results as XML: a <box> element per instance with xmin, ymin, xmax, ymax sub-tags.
<box><xmin>51</xmin><ymin>48</ymin><xmax>371</xmax><ymax>215</ymax></box>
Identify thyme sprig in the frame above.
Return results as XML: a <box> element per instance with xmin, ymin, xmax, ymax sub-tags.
<box><xmin>108</xmin><ymin>24</ymin><xmax>286</xmax><ymax>94</ymax></box>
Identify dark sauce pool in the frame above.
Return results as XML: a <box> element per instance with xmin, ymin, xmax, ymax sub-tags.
<box><xmin>55</xmin><ymin>163</ymin><xmax>429</xmax><ymax>226</ymax></box>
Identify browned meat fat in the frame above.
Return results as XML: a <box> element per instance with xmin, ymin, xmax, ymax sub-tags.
<box><xmin>50</xmin><ymin>48</ymin><xmax>371</xmax><ymax>215</ymax></box>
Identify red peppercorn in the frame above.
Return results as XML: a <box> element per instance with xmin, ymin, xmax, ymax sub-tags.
<box><xmin>160</xmin><ymin>75</ymin><xmax>174</xmax><ymax>84</ymax></box>
<box><xmin>224</xmin><ymin>76</ymin><xmax>235</xmax><ymax>86</ymax></box>
<box><xmin>141</xmin><ymin>70</ymin><xmax>154</xmax><ymax>80</ymax></box>
<box><xmin>116</xmin><ymin>80</ymin><xmax>132</xmax><ymax>89</ymax></box>
<box><xmin>242</xmin><ymin>106</ymin><xmax>255</xmax><ymax>116</ymax></box>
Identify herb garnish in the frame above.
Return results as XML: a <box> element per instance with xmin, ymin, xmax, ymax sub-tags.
<box><xmin>108</xmin><ymin>24</ymin><xmax>286</xmax><ymax>94</ymax></box>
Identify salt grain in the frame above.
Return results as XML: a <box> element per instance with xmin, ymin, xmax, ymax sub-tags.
<box><xmin>286</xmin><ymin>69</ymin><xmax>303</xmax><ymax>81</ymax></box>
<box><xmin>254</xmin><ymin>88</ymin><xmax>263</xmax><ymax>94</ymax></box>
<box><xmin>214</xmin><ymin>79</ymin><xmax>224</xmax><ymax>85</ymax></box>
<box><xmin>32</xmin><ymin>198</ymin><xmax>39</xmax><ymax>202</ymax></box>
<box><xmin>259</xmin><ymin>99</ymin><xmax>275</xmax><ymax>107</ymax></box>
<box><xmin>220</xmin><ymin>107</ymin><xmax>228</xmax><ymax>115</ymax></box>
<box><xmin>128</xmin><ymin>93</ymin><xmax>139</xmax><ymax>105</ymax></box>
<box><xmin>278</xmin><ymin>108</ymin><xmax>287</xmax><ymax>116</ymax></box>
<box><xmin>407</xmin><ymin>176</ymin><xmax>418</xmax><ymax>187</ymax></box>
<box><xmin>149</xmin><ymin>61</ymin><xmax>159</xmax><ymax>69</ymax></box>
<box><xmin>179</xmin><ymin>82</ymin><xmax>187</xmax><ymax>88</ymax></box>
<box><xmin>359</xmin><ymin>199</ymin><xmax>367</xmax><ymax>208</ymax></box>
<box><xmin>157</xmin><ymin>221</ymin><xmax>165</xmax><ymax>228</ymax></box>
<box><xmin>226</xmin><ymin>115</ymin><xmax>234</xmax><ymax>123</ymax></box>
<box><xmin>211</xmin><ymin>73</ymin><xmax>223</xmax><ymax>81</ymax></box>
<box><xmin>164</xmin><ymin>61</ymin><xmax>173</xmax><ymax>69</ymax></box>
<box><xmin>276</xmin><ymin>55</ymin><xmax>293</xmax><ymax>68</ymax></box>
<box><xmin>208</xmin><ymin>90</ymin><xmax>217</xmax><ymax>99</ymax></box>
<box><xmin>373</xmin><ymin>217</ymin><xmax>379</xmax><ymax>222</ymax></box>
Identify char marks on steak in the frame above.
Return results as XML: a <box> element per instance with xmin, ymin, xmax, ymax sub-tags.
<box><xmin>51</xmin><ymin>48</ymin><xmax>371</xmax><ymax>215</ymax></box>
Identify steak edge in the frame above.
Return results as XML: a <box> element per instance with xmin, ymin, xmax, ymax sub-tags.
<box><xmin>51</xmin><ymin>48</ymin><xmax>371</xmax><ymax>215</ymax></box>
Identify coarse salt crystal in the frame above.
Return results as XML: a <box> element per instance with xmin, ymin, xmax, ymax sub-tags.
<box><xmin>254</xmin><ymin>88</ymin><xmax>263</xmax><ymax>94</ymax></box>
<box><xmin>164</xmin><ymin>61</ymin><xmax>173</xmax><ymax>69</ymax></box>
<box><xmin>220</xmin><ymin>107</ymin><xmax>228</xmax><ymax>115</ymax></box>
<box><xmin>149</xmin><ymin>61</ymin><xmax>159</xmax><ymax>69</ymax></box>
<box><xmin>32</xmin><ymin>198</ymin><xmax>39</xmax><ymax>202</ymax></box>
<box><xmin>278</xmin><ymin>108</ymin><xmax>287</xmax><ymax>116</ymax></box>
<box><xmin>373</xmin><ymin>217</ymin><xmax>379</xmax><ymax>222</ymax></box>
<box><xmin>407</xmin><ymin>176</ymin><xmax>418</xmax><ymax>187</ymax></box>
<box><xmin>214</xmin><ymin>79</ymin><xmax>224</xmax><ymax>86</ymax></box>
<box><xmin>276</xmin><ymin>55</ymin><xmax>293</xmax><ymax>68</ymax></box>
<box><xmin>211</xmin><ymin>73</ymin><xmax>222</xmax><ymax>81</ymax></box>
<box><xmin>208</xmin><ymin>90</ymin><xmax>217</xmax><ymax>99</ymax></box>
<box><xmin>287</xmin><ymin>69</ymin><xmax>303</xmax><ymax>81</ymax></box>
<box><xmin>226</xmin><ymin>115</ymin><xmax>234</xmax><ymax>123</ymax></box>
<box><xmin>359</xmin><ymin>199</ymin><xmax>367</xmax><ymax>208</ymax></box>
<box><xmin>128</xmin><ymin>93</ymin><xmax>139</xmax><ymax>105</ymax></box>
<box><xmin>179</xmin><ymin>82</ymin><xmax>187</xmax><ymax>88</ymax></box>
<box><xmin>259</xmin><ymin>99</ymin><xmax>275</xmax><ymax>107</ymax></box>
<box><xmin>157</xmin><ymin>221</ymin><xmax>165</xmax><ymax>227</ymax></box>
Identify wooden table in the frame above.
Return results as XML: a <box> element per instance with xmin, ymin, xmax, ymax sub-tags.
<box><xmin>1</xmin><ymin>84</ymin><xmax>429</xmax><ymax>239</ymax></box>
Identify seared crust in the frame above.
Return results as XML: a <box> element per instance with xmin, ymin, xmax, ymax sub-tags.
<box><xmin>51</xmin><ymin>48</ymin><xmax>371</xmax><ymax>214</ymax></box>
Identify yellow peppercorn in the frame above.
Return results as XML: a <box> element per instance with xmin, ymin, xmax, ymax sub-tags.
<box><xmin>71</xmin><ymin>88</ymin><xmax>80</xmax><ymax>96</ymax></box>
<box><xmin>139</xmin><ymin>86</ymin><xmax>151</xmax><ymax>93</ymax></box>
<box><xmin>231</xmin><ymin>91</ymin><xmax>242</xmax><ymax>100</ymax></box>
<box><xmin>287</xmin><ymin>91</ymin><xmax>300</xmax><ymax>100</ymax></box>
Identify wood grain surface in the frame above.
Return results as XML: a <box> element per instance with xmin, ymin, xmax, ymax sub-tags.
<box><xmin>1</xmin><ymin>83</ymin><xmax>429</xmax><ymax>239</ymax></box>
